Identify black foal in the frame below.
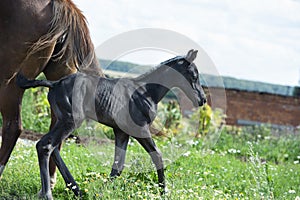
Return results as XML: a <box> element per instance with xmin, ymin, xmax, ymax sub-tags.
<box><xmin>17</xmin><ymin>49</ymin><xmax>206</xmax><ymax>199</ymax></box>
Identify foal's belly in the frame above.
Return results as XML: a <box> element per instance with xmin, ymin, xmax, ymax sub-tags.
<box><xmin>93</xmin><ymin>107</ymin><xmax>117</xmax><ymax>128</ymax></box>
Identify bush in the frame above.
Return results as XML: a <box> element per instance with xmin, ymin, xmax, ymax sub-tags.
<box><xmin>214</xmin><ymin>125</ymin><xmax>300</xmax><ymax>164</ymax></box>
<box><xmin>21</xmin><ymin>87</ymin><xmax>51</xmax><ymax>133</ymax></box>
<box><xmin>162</xmin><ymin>100</ymin><xmax>182</xmax><ymax>129</ymax></box>
<box><xmin>190</xmin><ymin>104</ymin><xmax>226</xmax><ymax>138</ymax></box>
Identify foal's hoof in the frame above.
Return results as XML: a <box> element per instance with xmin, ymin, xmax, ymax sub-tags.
<box><xmin>71</xmin><ymin>186</ymin><xmax>82</xmax><ymax>197</ymax></box>
<box><xmin>67</xmin><ymin>183</ymin><xmax>82</xmax><ymax>197</ymax></box>
<box><xmin>110</xmin><ymin>169</ymin><xmax>122</xmax><ymax>178</ymax></box>
<box><xmin>160</xmin><ymin>186</ymin><xmax>169</xmax><ymax>196</ymax></box>
<box><xmin>159</xmin><ymin>183</ymin><xmax>167</xmax><ymax>195</ymax></box>
<box><xmin>37</xmin><ymin>191</ymin><xmax>53</xmax><ymax>200</ymax></box>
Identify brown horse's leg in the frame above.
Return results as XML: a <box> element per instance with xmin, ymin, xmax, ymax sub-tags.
<box><xmin>0</xmin><ymin>83</ymin><xmax>24</xmax><ymax>177</ymax></box>
<box><xmin>48</xmin><ymin>109</ymin><xmax>60</xmax><ymax>189</ymax></box>
<box><xmin>49</xmin><ymin>143</ymin><xmax>61</xmax><ymax>189</ymax></box>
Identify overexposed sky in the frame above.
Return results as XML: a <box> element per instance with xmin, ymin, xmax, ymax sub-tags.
<box><xmin>73</xmin><ymin>0</ymin><xmax>300</xmax><ymax>86</ymax></box>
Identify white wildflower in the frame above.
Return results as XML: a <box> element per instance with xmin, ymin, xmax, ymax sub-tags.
<box><xmin>183</xmin><ymin>151</ymin><xmax>191</xmax><ymax>157</ymax></box>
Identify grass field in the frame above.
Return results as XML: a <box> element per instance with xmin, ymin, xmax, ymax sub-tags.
<box><xmin>0</xmin><ymin>88</ymin><xmax>299</xmax><ymax>199</ymax></box>
<box><xmin>0</xmin><ymin>126</ymin><xmax>299</xmax><ymax>200</ymax></box>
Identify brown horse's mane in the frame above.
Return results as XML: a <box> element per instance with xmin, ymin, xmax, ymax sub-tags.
<box><xmin>27</xmin><ymin>0</ymin><xmax>95</xmax><ymax>70</ymax></box>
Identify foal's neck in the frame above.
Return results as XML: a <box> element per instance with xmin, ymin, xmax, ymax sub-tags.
<box><xmin>135</xmin><ymin>65</ymin><xmax>176</xmax><ymax>104</ymax></box>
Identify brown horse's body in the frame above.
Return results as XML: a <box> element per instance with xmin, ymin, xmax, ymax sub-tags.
<box><xmin>0</xmin><ymin>0</ymin><xmax>102</xmax><ymax>179</ymax></box>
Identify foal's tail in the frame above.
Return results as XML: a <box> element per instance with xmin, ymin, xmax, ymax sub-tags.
<box><xmin>16</xmin><ymin>73</ymin><xmax>55</xmax><ymax>89</ymax></box>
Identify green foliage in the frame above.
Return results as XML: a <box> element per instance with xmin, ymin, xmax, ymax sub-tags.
<box><xmin>247</xmin><ymin>143</ymin><xmax>274</xmax><ymax>199</ymax></box>
<box><xmin>190</xmin><ymin>104</ymin><xmax>225</xmax><ymax>138</ymax></box>
<box><xmin>21</xmin><ymin>87</ymin><xmax>51</xmax><ymax>133</ymax></box>
<box><xmin>214</xmin><ymin>126</ymin><xmax>300</xmax><ymax>164</ymax></box>
<box><xmin>191</xmin><ymin>104</ymin><xmax>212</xmax><ymax>137</ymax></box>
<box><xmin>74</xmin><ymin>121</ymin><xmax>115</xmax><ymax>140</ymax></box>
<box><xmin>150</xmin><ymin>101</ymin><xmax>185</xmax><ymax>137</ymax></box>
<box><xmin>162</xmin><ymin>100</ymin><xmax>182</xmax><ymax>129</ymax></box>
<box><xmin>1</xmin><ymin>127</ymin><xmax>300</xmax><ymax>199</ymax></box>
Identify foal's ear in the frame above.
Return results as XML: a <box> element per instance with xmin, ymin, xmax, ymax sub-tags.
<box><xmin>186</xmin><ymin>49</ymin><xmax>198</xmax><ymax>62</ymax></box>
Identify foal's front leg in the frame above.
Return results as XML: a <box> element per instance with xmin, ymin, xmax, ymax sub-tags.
<box><xmin>135</xmin><ymin>136</ymin><xmax>165</xmax><ymax>192</ymax></box>
<box><xmin>110</xmin><ymin>128</ymin><xmax>129</xmax><ymax>177</ymax></box>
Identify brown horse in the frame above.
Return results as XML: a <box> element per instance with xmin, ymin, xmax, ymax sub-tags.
<box><xmin>0</xmin><ymin>0</ymin><xmax>102</xmax><ymax>185</ymax></box>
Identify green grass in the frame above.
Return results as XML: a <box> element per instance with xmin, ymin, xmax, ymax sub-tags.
<box><xmin>0</xmin><ymin>128</ymin><xmax>299</xmax><ymax>199</ymax></box>
<box><xmin>0</xmin><ymin>88</ymin><xmax>299</xmax><ymax>199</ymax></box>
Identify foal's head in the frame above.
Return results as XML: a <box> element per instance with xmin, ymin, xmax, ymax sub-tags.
<box><xmin>161</xmin><ymin>49</ymin><xmax>207</xmax><ymax>106</ymax></box>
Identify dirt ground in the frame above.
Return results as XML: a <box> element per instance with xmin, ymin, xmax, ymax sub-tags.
<box><xmin>0</xmin><ymin>126</ymin><xmax>164</xmax><ymax>144</ymax></box>
<box><xmin>0</xmin><ymin>128</ymin><xmax>43</xmax><ymax>141</ymax></box>
<box><xmin>0</xmin><ymin>128</ymin><xmax>114</xmax><ymax>148</ymax></box>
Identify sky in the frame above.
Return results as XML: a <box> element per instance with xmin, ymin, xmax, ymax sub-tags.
<box><xmin>73</xmin><ymin>0</ymin><xmax>300</xmax><ymax>86</ymax></box>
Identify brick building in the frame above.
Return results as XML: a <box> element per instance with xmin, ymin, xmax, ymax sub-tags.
<box><xmin>179</xmin><ymin>75</ymin><xmax>300</xmax><ymax>128</ymax></box>
<box><xmin>205</xmin><ymin>87</ymin><xmax>300</xmax><ymax>128</ymax></box>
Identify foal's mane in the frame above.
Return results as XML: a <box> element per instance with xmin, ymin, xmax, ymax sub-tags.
<box><xmin>27</xmin><ymin>0</ymin><xmax>95</xmax><ymax>70</ymax></box>
<box><xmin>134</xmin><ymin>56</ymin><xmax>184</xmax><ymax>81</ymax></box>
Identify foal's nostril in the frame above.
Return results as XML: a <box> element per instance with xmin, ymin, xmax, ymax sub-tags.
<box><xmin>199</xmin><ymin>97</ymin><xmax>206</xmax><ymax>106</ymax></box>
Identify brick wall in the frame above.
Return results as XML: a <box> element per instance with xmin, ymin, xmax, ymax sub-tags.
<box><xmin>204</xmin><ymin>87</ymin><xmax>300</xmax><ymax>127</ymax></box>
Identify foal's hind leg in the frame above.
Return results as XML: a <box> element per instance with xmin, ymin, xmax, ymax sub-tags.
<box><xmin>110</xmin><ymin>128</ymin><xmax>129</xmax><ymax>177</ymax></box>
<box><xmin>134</xmin><ymin>136</ymin><xmax>165</xmax><ymax>191</ymax></box>
<box><xmin>43</xmin><ymin>66</ymin><xmax>77</xmax><ymax>189</ymax></box>
<box><xmin>0</xmin><ymin>83</ymin><xmax>24</xmax><ymax>177</ymax></box>
<box><xmin>51</xmin><ymin>147</ymin><xmax>81</xmax><ymax>196</ymax></box>
<box><xmin>37</xmin><ymin>120</ymin><xmax>75</xmax><ymax>199</ymax></box>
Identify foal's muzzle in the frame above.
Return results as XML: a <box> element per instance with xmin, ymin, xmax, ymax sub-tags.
<box><xmin>198</xmin><ymin>97</ymin><xmax>207</xmax><ymax>106</ymax></box>
<box><xmin>195</xmin><ymin>86</ymin><xmax>207</xmax><ymax>107</ymax></box>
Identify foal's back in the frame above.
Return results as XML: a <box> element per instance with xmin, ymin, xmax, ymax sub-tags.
<box><xmin>47</xmin><ymin>72</ymin><xmax>156</xmax><ymax>137</ymax></box>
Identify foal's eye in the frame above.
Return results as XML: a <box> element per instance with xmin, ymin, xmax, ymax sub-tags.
<box><xmin>192</xmin><ymin>75</ymin><xmax>197</xmax><ymax>81</ymax></box>
<box><xmin>177</xmin><ymin>60</ymin><xmax>184</xmax><ymax>65</ymax></box>
<box><xmin>190</xmin><ymin>72</ymin><xmax>198</xmax><ymax>80</ymax></box>
<box><xmin>193</xmin><ymin>74</ymin><xmax>198</xmax><ymax>80</ymax></box>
